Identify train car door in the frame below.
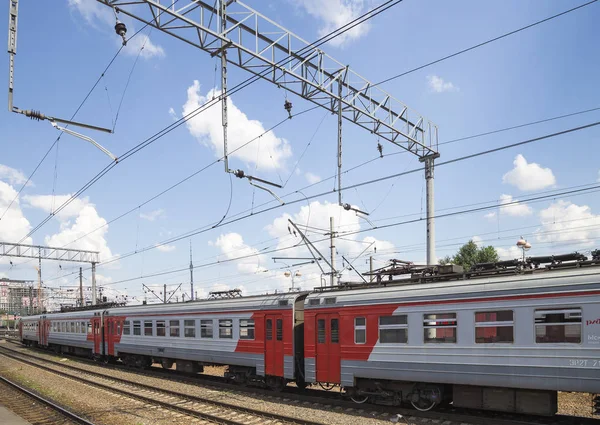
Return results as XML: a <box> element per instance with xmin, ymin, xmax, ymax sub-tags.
<box><xmin>40</xmin><ymin>318</ymin><xmax>50</xmax><ymax>346</ymax></box>
<box><xmin>91</xmin><ymin>316</ymin><xmax>102</xmax><ymax>355</ymax></box>
<box><xmin>264</xmin><ymin>315</ymin><xmax>284</xmax><ymax>376</ymax></box>
<box><xmin>315</xmin><ymin>314</ymin><xmax>341</xmax><ymax>384</ymax></box>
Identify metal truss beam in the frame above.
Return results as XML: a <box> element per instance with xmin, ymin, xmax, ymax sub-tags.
<box><xmin>0</xmin><ymin>242</ymin><xmax>100</xmax><ymax>264</ymax></box>
<box><xmin>97</xmin><ymin>0</ymin><xmax>438</xmax><ymax>158</ymax></box>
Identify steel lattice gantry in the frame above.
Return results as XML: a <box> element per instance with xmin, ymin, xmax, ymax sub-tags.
<box><xmin>95</xmin><ymin>0</ymin><xmax>440</xmax><ymax>265</ymax></box>
<box><xmin>0</xmin><ymin>242</ymin><xmax>101</xmax><ymax>307</ymax></box>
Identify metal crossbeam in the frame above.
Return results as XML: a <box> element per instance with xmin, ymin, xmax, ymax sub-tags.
<box><xmin>97</xmin><ymin>0</ymin><xmax>438</xmax><ymax>158</ymax></box>
<box><xmin>0</xmin><ymin>242</ymin><xmax>100</xmax><ymax>264</ymax></box>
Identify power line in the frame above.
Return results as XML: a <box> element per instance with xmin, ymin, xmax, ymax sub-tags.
<box><xmin>9</xmin><ymin>0</ymin><xmax>402</xmax><ymax>248</ymax></box>
<box><xmin>86</xmin><ymin>120</ymin><xmax>600</xmax><ymax>272</ymax></box>
<box><xmin>373</xmin><ymin>0</ymin><xmax>598</xmax><ymax>86</ymax></box>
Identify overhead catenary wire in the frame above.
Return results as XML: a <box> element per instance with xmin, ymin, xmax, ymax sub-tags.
<box><xmin>68</xmin><ymin>120</ymin><xmax>600</xmax><ymax>274</ymax></box>
<box><xmin>373</xmin><ymin>0</ymin><xmax>599</xmax><ymax>86</ymax></box>
<box><xmin>96</xmin><ymin>182</ymin><xmax>600</xmax><ymax>287</ymax></box>
<box><xmin>9</xmin><ymin>1</ymin><xmax>401</xmax><ymax>250</ymax></box>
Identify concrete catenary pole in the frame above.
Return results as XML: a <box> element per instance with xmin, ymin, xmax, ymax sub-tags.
<box><xmin>330</xmin><ymin>217</ymin><xmax>336</xmax><ymax>287</ymax></box>
<box><xmin>79</xmin><ymin>267</ymin><xmax>83</xmax><ymax>306</ymax></box>
<box><xmin>91</xmin><ymin>262</ymin><xmax>97</xmax><ymax>305</ymax></box>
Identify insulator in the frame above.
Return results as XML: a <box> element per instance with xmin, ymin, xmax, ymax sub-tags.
<box><xmin>342</xmin><ymin>203</ymin><xmax>351</xmax><ymax>211</ymax></box>
<box><xmin>233</xmin><ymin>169</ymin><xmax>245</xmax><ymax>179</ymax></box>
<box><xmin>377</xmin><ymin>142</ymin><xmax>383</xmax><ymax>158</ymax></box>
<box><xmin>284</xmin><ymin>100</ymin><xmax>293</xmax><ymax>118</ymax></box>
<box><xmin>115</xmin><ymin>20</ymin><xmax>128</xmax><ymax>45</ymax></box>
<box><xmin>24</xmin><ymin>110</ymin><xmax>45</xmax><ymax>121</ymax></box>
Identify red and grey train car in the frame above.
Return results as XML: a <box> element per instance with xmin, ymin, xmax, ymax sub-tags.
<box><xmin>20</xmin><ymin>257</ymin><xmax>600</xmax><ymax>415</ymax></box>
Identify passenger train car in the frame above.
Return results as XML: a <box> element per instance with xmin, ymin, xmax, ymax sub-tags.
<box><xmin>19</xmin><ymin>253</ymin><xmax>600</xmax><ymax>416</ymax></box>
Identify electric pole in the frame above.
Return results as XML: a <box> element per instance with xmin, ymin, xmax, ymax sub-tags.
<box><xmin>370</xmin><ymin>256</ymin><xmax>374</xmax><ymax>283</ymax></box>
<box><xmin>37</xmin><ymin>248</ymin><xmax>42</xmax><ymax>313</ymax></box>
<box><xmin>163</xmin><ymin>283</ymin><xmax>167</xmax><ymax>304</ymax></box>
<box><xmin>189</xmin><ymin>240</ymin><xmax>194</xmax><ymax>301</ymax></box>
<box><xmin>91</xmin><ymin>262</ymin><xmax>97</xmax><ymax>305</ymax></box>
<box><xmin>330</xmin><ymin>217</ymin><xmax>336</xmax><ymax>287</ymax></box>
<box><xmin>79</xmin><ymin>267</ymin><xmax>83</xmax><ymax>306</ymax></box>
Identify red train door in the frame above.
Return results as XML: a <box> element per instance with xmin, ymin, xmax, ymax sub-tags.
<box><xmin>264</xmin><ymin>315</ymin><xmax>284</xmax><ymax>377</ymax></box>
<box><xmin>91</xmin><ymin>316</ymin><xmax>102</xmax><ymax>355</ymax></box>
<box><xmin>40</xmin><ymin>319</ymin><xmax>50</xmax><ymax>346</ymax></box>
<box><xmin>315</xmin><ymin>314</ymin><xmax>341</xmax><ymax>384</ymax></box>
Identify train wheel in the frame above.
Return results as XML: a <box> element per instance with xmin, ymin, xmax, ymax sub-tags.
<box><xmin>410</xmin><ymin>398</ymin><xmax>437</xmax><ymax>412</ymax></box>
<box><xmin>350</xmin><ymin>394</ymin><xmax>369</xmax><ymax>404</ymax></box>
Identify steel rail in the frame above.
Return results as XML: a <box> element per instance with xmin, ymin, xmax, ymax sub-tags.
<box><xmin>0</xmin><ymin>374</ymin><xmax>96</xmax><ymax>425</ymax></box>
<box><xmin>0</xmin><ymin>346</ymin><xmax>327</xmax><ymax>425</ymax></box>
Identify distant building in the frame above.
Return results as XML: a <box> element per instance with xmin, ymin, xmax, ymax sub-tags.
<box><xmin>0</xmin><ymin>278</ymin><xmax>40</xmax><ymax>316</ymax></box>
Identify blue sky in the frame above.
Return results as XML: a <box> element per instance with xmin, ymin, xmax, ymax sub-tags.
<box><xmin>1</xmin><ymin>0</ymin><xmax>599</xmax><ymax>306</ymax></box>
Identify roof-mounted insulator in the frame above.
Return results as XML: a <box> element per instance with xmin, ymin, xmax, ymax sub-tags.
<box><xmin>233</xmin><ymin>169</ymin><xmax>245</xmax><ymax>179</ymax></box>
<box><xmin>284</xmin><ymin>100</ymin><xmax>292</xmax><ymax>119</ymax></box>
<box><xmin>377</xmin><ymin>142</ymin><xmax>383</xmax><ymax>158</ymax></box>
<box><xmin>115</xmin><ymin>20</ymin><xmax>127</xmax><ymax>46</ymax></box>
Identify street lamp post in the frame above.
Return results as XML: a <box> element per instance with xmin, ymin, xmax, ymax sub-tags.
<box><xmin>284</xmin><ymin>270</ymin><xmax>302</xmax><ymax>292</ymax></box>
<box><xmin>516</xmin><ymin>237</ymin><xmax>532</xmax><ymax>262</ymax></box>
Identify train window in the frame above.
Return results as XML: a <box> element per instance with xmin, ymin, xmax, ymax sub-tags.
<box><xmin>309</xmin><ymin>299</ymin><xmax>320</xmax><ymax>306</ymax></box>
<box><xmin>330</xmin><ymin>319</ymin><xmax>339</xmax><ymax>343</ymax></box>
<box><xmin>278</xmin><ymin>300</ymin><xmax>289</xmax><ymax>306</ymax></box>
<box><xmin>66</xmin><ymin>322</ymin><xmax>71</xmax><ymax>333</ymax></box>
<box><xmin>379</xmin><ymin>315</ymin><xmax>408</xmax><ymax>344</ymax></box>
<box><xmin>71</xmin><ymin>322</ymin><xmax>76</xmax><ymax>333</ymax></box>
<box><xmin>535</xmin><ymin>308</ymin><xmax>581</xmax><ymax>344</ymax></box>
<box><xmin>156</xmin><ymin>320</ymin><xmax>166</xmax><ymax>337</ymax></box>
<box><xmin>219</xmin><ymin>319</ymin><xmax>233</xmax><ymax>339</ymax></box>
<box><xmin>475</xmin><ymin>310</ymin><xmax>514</xmax><ymax>343</ymax></box>
<box><xmin>317</xmin><ymin>319</ymin><xmax>325</xmax><ymax>343</ymax></box>
<box><xmin>123</xmin><ymin>321</ymin><xmax>130</xmax><ymax>335</ymax></box>
<box><xmin>324</xmin><ymin>297</ymin><xmax>336</xmax><ymax>305</ymax></box>
<box><xmin>117</xmin><ymin>323</ymin><xmax>121</xmax><ymax>335</ymax></box>
<box><xmin>81</xmin><ymin>322</ymin><xmax>86</xmax><ymax>334</ymax></box>
<box><xmin>276</xmin><ymin>319</ymin><xmax>283</xmax><ymax>341</ymax></box>
<box><xmin>184</xmin><ymin>320</ymin><xmax>196</xmax><ymax>338</ymax></box>
<box><xmin>169</xmin><ymin>320</ymin><xmax>180</xmax><ymax>337</ymax></box>
<box><xmin>76</xmin><ymin>322</ymin><xmax>81</xmax><ymax>333</ymax></box>
<box><xmin>62</xmin><ymin>322</ymin><xmax>66</xmax><ymax>333</ymax></box>
<box><xmin>201</xmin><ymin>320</ymin><xmax>213</xmax><ymax>338</ymax></box>
<box><xmin>240</xmin><ymin>319</ymin><xmax>255</xmax><ymax>340</ymax></box>
<box><xmin>144</xmin><ymin>321</ymin><xmax>153</xmax><ymax>336</ymax></box>
<box><xmin>87</xmin><ymin>322</ymin><xmax>92</xmax><ymax>334</ymax></box>
<box><xmin>133</xmin><ymin>320</ymin><xmax>141</xmax><ymax>336</ymax></box>
<box><xmin>266</xmin><ymin>319</ymin><xmax>272</xmax><ymax>340</ymax></box>
<box><xmin>354</xmin><ymin>317</ymin><xmax>366</xmax><ymax>344</ymax></box>
<box><xmin>424</xmin><ymin>313</ymin><xmax>457</xmax><ymax>343</ymax></box>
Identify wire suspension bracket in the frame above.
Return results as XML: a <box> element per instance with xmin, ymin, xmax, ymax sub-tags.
<box><xmin>7</xmin><ymin>0</ymin><xmax>117</xmax><ymax>162</ymax></box>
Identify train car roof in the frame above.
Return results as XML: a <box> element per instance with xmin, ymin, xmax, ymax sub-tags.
<box><xmin>106</xmin><ymin>291</ymin><xmax>309</xmax><ymax>316</ymax></box>
<box><xmin>305</xmin><ymin>266</ymin><xmax>600</xmax><ymax>308</ymax></box>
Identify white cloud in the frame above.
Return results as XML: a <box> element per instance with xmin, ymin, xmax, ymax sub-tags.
<box><xmin>427</xmin><ymin>75</ymin><xmax>458</xmax><ymax>93</ymax></box>
<box><xmin>305</xmin><ymin>172</ymin><xmax>322</xmax><ymax>184</ymax></box>
<box><xmin>597</xmin><ymin>170</ymin><xmax>600</xmax><ymax>182</ymax></box>
<box><xmin>214</xmin><ymin>232</ymin><xmax>268</xmax><ymax>275</ymax></box>
<box><xmin>293</xmin><ymin>0</ymin><xmax>371</xmax><ymax>47</ymax></box>
<box><xmin>140</xmin><ymin>209</ymin><xmax>165</xmax><ymax>221</ymax></box>
<box><xmin>68</xmin><ymin>0</ymin><xmax>164</xmax><ymax>59</ymax></box>
<box><xmin>484</xmin><ymin>211</ymin><xmax>496</xmax><ymax>220</ymax></box>
<box><xmin>472</xmin><ymin>236</ymin><xmax>483</xmax><ymax>247</ymax></box>
<box><xmin>23</xmin><ymin>194</ymin><xmax>89</xmax><ymax>221</ymax></box>
<box><xmin>502</xmin><ymin>154</ymin><xmax>556</xmax><ymax>191</ymax></box>
<box><xmin>182</xmin><ymin>81</ymin><xmax>292</xmax><ymax>170</ymax></box>
<box><xmin>498</xmin><ymin>194</ymin><xmax>533</xmax><ymax>217</ymax></box>
<box><xmin>496</xmin><ymin>245</ymin><xmax>522</xmax><ymax>260</ymax></box>
<box><xmin>0</xmin><ymin>164</ymin><xmax>31</xmax><ymax>187</ymax></box>
<box><xmin>536</xmin><ymin>200</ymin><xmax>600</xmax><ymax>247</ymax></box>
<box><xmin>155</xmin><ymin>244</ymin><xmax>176</xmax><ymax>252</ymax></box>
<box><xmin>24</xmin><ymin>193</ymin><xmax>113</xmax><ymax>261</ymax></box>
<box><xmin>0</xmin><ymin>181</ymin><xmax>32</xmax><ymax>248</ymax></box>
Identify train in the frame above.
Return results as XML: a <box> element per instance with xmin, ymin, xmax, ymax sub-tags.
<box><xmin>19</xmin><ymin>251</ymin><xmax>600</xmax><ymax>416</ymax></box>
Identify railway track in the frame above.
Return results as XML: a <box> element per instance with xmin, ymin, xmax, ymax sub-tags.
<box><xmin>2</xmin><ymin>341</ymin><xmax>598</xmax><ymax>425</ymax></box>
<box><xmin>0</xmin><ymin>374</ymin><xmax>96</xmax><ymax>425</ymax></box>
<box><xmin>0</xmin><ymin>345</ymin><xmax>328</xmax><ymax>425</ymax></box>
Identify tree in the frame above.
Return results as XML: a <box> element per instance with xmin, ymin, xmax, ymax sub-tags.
<box><xmin>439</xmin><ymin>240</ymin><xmax>499</xmax><ymax>270</ymax></box>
